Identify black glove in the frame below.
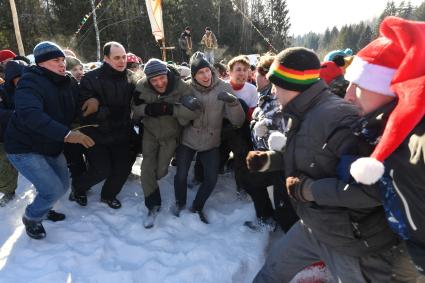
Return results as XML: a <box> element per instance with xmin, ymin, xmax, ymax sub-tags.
<box><xmin>145</xmin><ymin>102</ymin><xmax>174</xmax><ymax>117</ymax></box>
<box><xmin>217</xmin><ymin>91</ymin><xmax>238</xmax><ymax>103</ymax></box>
<box><xmin>180</xmin><ymin>95</ymin><xmax>202</xmax><ymax>111</ymax></box>
<box><xmin>246</xmin><ymin>151</ymin><xmax>268</xmax><ymax>171</ymax></box>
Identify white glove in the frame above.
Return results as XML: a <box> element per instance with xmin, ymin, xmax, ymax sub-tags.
<box><xmin>253</xmin><ymin>119</ymin><xmax>269</xmax><ymax>137</ymax></box>
<box><xmin>268</xmin><ymin>131</ymin><xmax>287</xmax><ymax>151</ymax></box>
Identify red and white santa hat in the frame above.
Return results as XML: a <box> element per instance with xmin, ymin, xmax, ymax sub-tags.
<box><xmin>346</xmin><ymin>16</ymin><xmax>425</xmax><ymax>185</ymax></box>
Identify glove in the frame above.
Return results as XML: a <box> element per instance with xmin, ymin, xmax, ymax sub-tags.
<box><xmin>246</xmin><ymin>151</ymin><xmax>269</xmax><ymax>172</ymax></box>
<box><xmin>268</xmin><ymin>131</ymin><xmax>287</xmax><ymax>151</ymax></box>
<box><xmin>180</xmin><ymin>95</ymin><xmax>202</xmax><ymax>111</ymax></box>
<box><xmin>286</xmin><ymin>175</ymin><xmax>314</xmax><ymax>202</ymax></box>
<box><xmin>253</xmin><ymin>119</ymin><xmax>269</xmax><ymax>137</ymax></box>
<box><xmin>145</xmin><ymin>102</ymin><xmax>174</xmax><ymax>117</ymax></box>
<box><xmin>81</xmin><ymin>98</ymin><xmax>100</xmax><ymax>117</ymax></box>
<box><xmin>217</xmin><ymin>91</ymin><xmax>238</xmax><ymax>103</ymax></box>
<box><xmin>64</xmin><ymin>130</ymin><xmax>95</xmax><ymax>148</ymax></box>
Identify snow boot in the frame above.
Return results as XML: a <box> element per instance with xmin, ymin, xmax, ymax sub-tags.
<box><xmin>144</xmin><ymin>206</ymin><xmax>160</xmax><ymax>229</ymax></box>
<box><xmin>0</xmin><ymin>192</ymin><xmax>15</xmax><ymax>207</ymax></box>
<box><xmin>22</xmin><ymin>216</ymin><xmax>46</xmax><ymax>240</ymax></box>
<box><xmin>69</xmin><ymin>190</ymin><xmax>87</xmax><ymax>206</ymax></box>
<box><xmin>244</xmin><ymin>217</ymin><xmax>277</xmax><ymax>232</ymax></box>
<box><xmin>100</xmin><ymin>197</ymin><xmax>121</xmax><ymax>209</ymax></box>
<box><xmin>190</xmin><ymin>207</ymin><xmax>209</xmax><ymax>224</ymax></box>
<box><xmin>46</xmin><ymin>210</ymin><xmax>66</xmax><ymax>222</ymax></box>
<box><xmin>171</xmin><ymin>203</ymin><xmax>185</xmax><ymax>217</ymax></box>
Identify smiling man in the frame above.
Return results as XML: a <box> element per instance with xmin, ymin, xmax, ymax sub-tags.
<box><xmin>131</xmin><ymin>58</ymin><xmax>201</xmax><ymax>228</ymax></box>
<box><xmin>70</xmin><ymin>41</ymin><xmax>137</xmax><ymax>210</ymax></box>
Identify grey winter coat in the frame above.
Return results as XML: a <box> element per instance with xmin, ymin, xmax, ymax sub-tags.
<box><xmin>182</xmin><ymin>72</ymin><xmax>245</xmax><ymax>152</ymax></box>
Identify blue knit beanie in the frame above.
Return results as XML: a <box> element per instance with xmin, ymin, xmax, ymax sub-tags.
<box><xmin>144</xmin><ymin>58</ymin><xmax>168</xmax><ymax>79</ymax></box>
<box><xmin>33</xmin><ymin>41</ymin><xmax>65</xmax><ymax>64</ymax></box>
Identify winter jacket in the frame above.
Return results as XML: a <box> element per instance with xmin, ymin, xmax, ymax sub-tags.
<box><xmin>5</xmin><ymin>66</ymin><xmax>78</xmax><ymax>156</ymax></box>
<box><xmin>267</xmin><ymin>80</ymin><xmax>399</xmax><ymax>257</ymax></box>
<box><xmin>182</xmin><ymin>71</ymin><xmax>245</xmax><ymax>152</ymax></box>
<box><xmin>79</xmin><ymin>62</ymin><xmax>136</xmax><ymax>145</ymax></box>
<box><xmin>251</xmin><ymin>84</ymin><xmax>285</xmax><ymax>150</ymax></box>
<box><xmin>0</xmin><ymin>60</ymin><xmax>28</xmax><ymax>142</ymax></box>
<box><xmin>132</xmin><ymin>67</ymin><xmax>200</xmax><ymax>141</ymax></box>
<box><xmin>201</xmin><ymin>32</ymin><xmax>218</xmax><ymax>50</ymax></box>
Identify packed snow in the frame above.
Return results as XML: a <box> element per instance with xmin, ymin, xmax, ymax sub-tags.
<box><xmin>0</xmin><ymin>157</ymin><xmax>328</xmax><ymax>283</ymax></box>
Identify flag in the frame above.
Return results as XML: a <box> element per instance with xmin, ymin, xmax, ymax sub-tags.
<box><xmin>145</xmin><ymin>0</ymin><xmax>164</xmax><ymax>42</ymax></box>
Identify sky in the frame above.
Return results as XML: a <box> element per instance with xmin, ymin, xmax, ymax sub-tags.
<box><xmin>286</xmin><ymin>0</ymin><xmax>424</xmax><ymax>35</ymax></box>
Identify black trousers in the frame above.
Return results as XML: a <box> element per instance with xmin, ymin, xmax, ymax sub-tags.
<box><xmin>63</xmin><ymin>143</ymin><xmax>87</xmax><ymax>187</ymax></box>
<box><xmin>73</xmin><ymin>143</ymin><xmax>133</xmax><ymax>200</ymax></box>
<box><xmin>243</xmin><ymin>171</ymin><xmax>299</xmax><ymax>232</ymax></box>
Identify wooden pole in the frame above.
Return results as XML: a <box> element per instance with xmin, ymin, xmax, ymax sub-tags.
<box><xmin>91</xmin><ymin>0</ymin><xmax>101</xmax><ymax>61</ymax></box>
<box><xmin>9</xmin><ymin>0</ymin><xmax>25</xmax><ymax>55</ymax></box>
<box><xmin>161</xmin><ymin>40</ymin><xmax>166</xmax><ymax>61</ymax></box>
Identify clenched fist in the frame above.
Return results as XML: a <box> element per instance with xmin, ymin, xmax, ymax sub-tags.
<box><xmin>81</xmin><ymin>98</ymin><xmax>100</xmax><ymax>117</ymax></box>
<box><xmin>246</xmin><ymin>151</ymin><xmax>269</xmax><ymax>172</ymax></box>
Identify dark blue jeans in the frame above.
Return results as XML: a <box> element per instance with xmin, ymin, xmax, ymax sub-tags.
<box><xmin>174</xmin><ymin>145</ymin><xmax>220</xmax><ymax>211</ymax></box>
<box><xmin>7</xmin><ymin>153</ymin><xmax>69</xmax><ymax>220</ymax></box>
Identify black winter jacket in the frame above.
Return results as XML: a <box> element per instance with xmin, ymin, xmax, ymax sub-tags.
<box><xmin>79</xmin><ymin>63</ymin><xmax>136</xmax><ymax>144</ymax></box>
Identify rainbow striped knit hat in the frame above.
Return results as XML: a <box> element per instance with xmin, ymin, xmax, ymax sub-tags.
<box><xmin>266</xmin><ymin>47</ymin><xmax>321</xmax><ymax>92</ymax></box>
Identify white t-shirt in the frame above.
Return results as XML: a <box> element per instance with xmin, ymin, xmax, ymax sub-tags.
<box><xmin>233</xmin><ymin>83</ymin><xmax>258</xmax><ymax>108</ymax></box>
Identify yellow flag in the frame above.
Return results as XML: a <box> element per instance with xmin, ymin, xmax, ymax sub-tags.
<box><xmin>145</xmin><ymin>0</ymin><xmax>164</xmax><ymax>42</ymax></box>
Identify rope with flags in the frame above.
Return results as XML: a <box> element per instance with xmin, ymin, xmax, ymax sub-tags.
<box><xmin>73</xmin><ymin>0</ymin><xmax>103</xmax><ymax>38</ymax></box>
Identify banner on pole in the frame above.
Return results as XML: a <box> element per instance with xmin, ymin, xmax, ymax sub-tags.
<box><xmin>145</xmin><ymin>0</ymin><xmax>164</xmax><ymax>42</ymax></box>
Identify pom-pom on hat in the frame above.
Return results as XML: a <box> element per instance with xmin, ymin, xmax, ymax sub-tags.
<box><xmin>347</xmin><ymin>16</ymin><xmax>425</xmax><ymax>184</ymax></box>
<box><xmin>266</xmin><ymin>47</ymin><xmax>321</xmax><ymax>92</ymax></box>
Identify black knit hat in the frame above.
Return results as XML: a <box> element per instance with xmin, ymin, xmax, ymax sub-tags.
<box><xmin>266</xmin><ymin>47</ymin><xmax>321</xmax><ymax>92</ymax></box>
<box><xmin>190</xmin><ymin>52</ymin><xmax>211</xmax><ymax>78</ymax></box>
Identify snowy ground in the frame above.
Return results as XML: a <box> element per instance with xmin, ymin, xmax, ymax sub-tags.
<box><xmin>0</xmin><ymin>157</ymin><xmax>328</xmax><ymax>283</ymax></box>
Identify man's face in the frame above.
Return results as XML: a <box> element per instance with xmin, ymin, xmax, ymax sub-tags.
<box><xmin>256</xmin><ymin>71</ymin><xmax>269</xmax><ymax>91</ymax></box>
<box><xmin>186</xmin><ymin>29</ymin><xmax>190</xmax><ymax>34</ymax></box>
<box><xmin>229</xmin><ymin>62</ymin><xmax>249</xmax><ymax>84</ymax></box>
<box><xmin>194</xmin><ymin>67</ymin><xmax>212</xmax><ymax>87</ymax></box>
<box><xmin>273</xmin><ymin>85</ymin><xmax>299</xmax><ymax>107</ymax></box>
<box><xmin>149</xmin><ymin>74</ymin><xmax>168</xmax><ymax>93</ymax></box>
<box><xmin>71</xmin><ymin>65</ymin><xmax>84</xmax><ymax>82</ymax></box>
<box><xmin>104</xmin><ymin>45</ymin><xmax>127</xmax><ymax>72</ymax></box>
<box><xmin>344</xmin><ymin>83</ymin><xmax>395</xmax><ymax>116</ymax></box>
<box><xmin>39</xmin><ymin>57</ymin><xmax>66</xmax><ymax>76</ymax></box>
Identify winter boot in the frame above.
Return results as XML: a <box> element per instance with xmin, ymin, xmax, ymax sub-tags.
<box><xmin>244</xmin><ymin>217</ymin><xmax>277</xmax><ymax>232</ymax></box>
<box><xmin>22</xmin><ymin>216</ymin><xmax>46</xmax><ymax>240</ymax></box>
<box><xmin>144</xmin><ymin>206</ymin><xmax>160</xmax><ymax>229</ymax></box>
<box><xmin>69</xmin><ymin>190</ymin><xmax>87</xmax><ymax>207</ymax></box>
<box><xmin>46</xmin><ymin>210</ymin><xmax>66</xmax><ymax>222</ymax></box>
<box><xmin>0</xmin><ymin>192</ymin><xmax>15</xmax><ymax>207</ymax></box>
<box><xmin>100</xmin><ymin>198</ymin><xmax>122</xmax><ymax>209</ymax></box>
<box><xmin>171</xmin><ymin>203</ymin><xmax>185</xmax><ymax>217</ymax></box>
<box><xmin>190</xmin><ymin>206</ymin><xmax>209</xmax><ymax>224</ymax></box>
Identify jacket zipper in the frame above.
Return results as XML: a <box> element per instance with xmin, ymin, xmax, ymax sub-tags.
<box><xmin>389</xmin><ymin>169</ymin><xmax>418</xmax><ymax>231</ymax></box>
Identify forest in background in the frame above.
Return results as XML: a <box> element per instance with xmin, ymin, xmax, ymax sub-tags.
<box><xmin>1</xmin><ymin>0</ymin><xmax>424</xmax><ymax>62</ymax></box>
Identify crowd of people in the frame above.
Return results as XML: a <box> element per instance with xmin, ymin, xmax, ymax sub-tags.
<box><xmin>1</xmin><ymin>16</ymin><xmax>425</xmax><ymax>282</ymax></box>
